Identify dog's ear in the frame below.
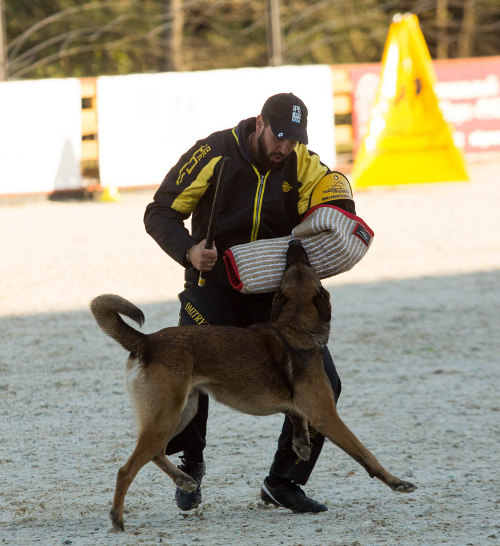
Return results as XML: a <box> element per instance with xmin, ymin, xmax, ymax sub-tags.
<box><xmin>313</xmin><ymin>287</ymin><xmax>331</xmax><ymax>322</ymax></box>
<box><xmin>271</xmin><ymin>290</ymin><xmax>288</xmax><ymax>321</ymax></box>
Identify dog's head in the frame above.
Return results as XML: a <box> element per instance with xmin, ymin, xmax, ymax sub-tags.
<box><xmin>271</xmin><ymin>239</ymin><xmax>331</xmax><ymax>333</ymax></box>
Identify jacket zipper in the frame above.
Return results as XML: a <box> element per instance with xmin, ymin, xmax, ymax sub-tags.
<box><xmin>250</xmin><ymin>167</ymin><xmax>268</xmax><ymax>241</ymax></box>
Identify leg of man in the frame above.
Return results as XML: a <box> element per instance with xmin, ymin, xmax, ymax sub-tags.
<box><xmin>260</xmin><ymin>347</ymin><xmax>342</xmax><ymax>513</ymax></box>
<box><xmin>169</xmin><ymin>392</ymin><xmax>208</xmax><ymax>511</ymax></box>
<box><xmin>167</xmin><ymin>282</ymin><xmax>240</xmax><ymax>510</ymax></box>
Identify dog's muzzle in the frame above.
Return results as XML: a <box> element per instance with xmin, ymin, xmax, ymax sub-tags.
<box><xmin>286</xmin><ymin>239</ymin><xmax>310</xmax><ymax>268</ymax></box>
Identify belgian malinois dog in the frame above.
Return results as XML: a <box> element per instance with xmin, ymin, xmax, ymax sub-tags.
<box><xmin>90</xmin><ymin>239</ymin><xmax>416</xmax><ymax>531</ymax></box>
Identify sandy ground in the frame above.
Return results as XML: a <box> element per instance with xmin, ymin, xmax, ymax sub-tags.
<box><xmin>1</xmin><ymin>158</ymin><xmax>499</xmax><ymax>545</ymax></box>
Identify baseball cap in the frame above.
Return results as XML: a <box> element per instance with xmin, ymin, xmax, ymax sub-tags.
<box><xmin>261</xmin><ymin>93</ymin><xmax>308</xmax><ymax>144</ymax></box>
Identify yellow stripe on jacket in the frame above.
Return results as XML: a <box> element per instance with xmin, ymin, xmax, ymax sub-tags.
<box><xmin>172</xmin><ymin>156</ymin><xmax>222</xmax><ymax>214</ymax></box>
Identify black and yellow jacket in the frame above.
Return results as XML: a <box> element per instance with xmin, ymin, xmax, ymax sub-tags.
<box><xmin>144</xmin><ymin>117</ymin><xmax>355</xmax><ymax>290</ymax></box>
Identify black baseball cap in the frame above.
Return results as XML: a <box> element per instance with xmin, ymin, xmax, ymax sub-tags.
<box><xmin>261</xmin><ymin>92</ymin><xmax>308</xmax><ymax>144</ymax></box>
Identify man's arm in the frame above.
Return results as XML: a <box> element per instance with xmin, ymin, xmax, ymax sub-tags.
<box><xmin>308</xmin><ymin>171</ymin><xmax>356</xmax><ymax>215</ymax></box>
<box><xmin>144</xmin><ymin>138</ymin><xmax>224</xmax><ymax>268</ymax></box>
<box><xmin>295</xmin><ymin>144</ymin><xmax>356</xmax><ymax>216</ymax></box>
<box><xmin>144</xmin><ymin>202</ymin><xmax>196</xmax><ymax>267</ymax></box>
<box><xmin>144</xmin><ymin>200</ymin><xmax>217</xmax><ymax>270</ymax></box>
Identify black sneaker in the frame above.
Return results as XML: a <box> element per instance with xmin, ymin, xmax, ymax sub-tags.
<box><xmin>175</xmin><ymin>457</ymin><xmax>206</xmax><ymax>511</ymax></box>
<box><xmin>260</xmin><ymin>478</ymin><xmax>328</xmax><ymax>513</ymax></box>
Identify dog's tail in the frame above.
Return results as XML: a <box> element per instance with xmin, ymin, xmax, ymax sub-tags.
<box><xmin>90</xmin><ymin>294</ymin><xmax>147</xmax><ymax>356</ymax></box>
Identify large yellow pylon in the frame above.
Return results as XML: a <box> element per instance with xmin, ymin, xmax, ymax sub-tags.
<box><xmin>351</xmin><ymin>13</ymin><xmax>468</xmax><ymax>188</ymax></box>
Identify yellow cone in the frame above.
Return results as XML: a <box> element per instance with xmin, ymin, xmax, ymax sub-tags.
<box><xmin>352</xmin><ymin>13</ymin><xmax>468</xmax><ymax>188</ymax></box>
<box><xmin>98</xmin><ymin>185</ymin><xmax>121</xmax><ymax>202</ymax></box>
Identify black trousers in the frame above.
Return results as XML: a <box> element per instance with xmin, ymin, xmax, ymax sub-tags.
<box><xmin>165</xmin><ymin>281</ymin><xmax>341</xmax><ymax>485</ymax></box>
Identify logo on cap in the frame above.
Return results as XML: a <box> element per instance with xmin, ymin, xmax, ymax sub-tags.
<box><xmin>291</xmin><ymin>105</ymin><xmax>301</xmax><ymax>124</ymax></box>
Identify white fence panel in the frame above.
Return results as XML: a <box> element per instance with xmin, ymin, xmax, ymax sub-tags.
<box><xmin>97</xmin><ymin>65</ymin><xmax>335</xmax><ymax>188</ymax></box>
<box><xmin>0</xmin><ymin>78</ymin><xmax>82</xmax><ymax>195</ymax></box>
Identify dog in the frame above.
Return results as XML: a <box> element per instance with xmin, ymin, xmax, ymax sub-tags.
<box><xmin>90</xmin><ymin>239</ymin><xmax>416</xmax><ymax>531</ymax></box>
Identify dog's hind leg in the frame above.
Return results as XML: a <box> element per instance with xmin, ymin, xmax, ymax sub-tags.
<box><xmin>110</xmin><ymin>426</ymin><xmax>174</xmax><ymax>531</ymax></box>
<box><xmin>286</xmin><ymin>413</ymin><xmax>311</xmax><ymax>461</ymax></box>
<box><xmin>170</xmin><ymin>390</ymin><xmax>199</xmax><ymax>438</ymax></box>
<box><xmin>152</xmin><ymin>453</ymin><xmax>198</xmax><ymax>491</ymax></box>
<box><xmin>295</xmin><ymin>376</ymin><xmax>417</xmax><ymax>494</ymax></box>
<box><xmin>150</xmin><ymin>390</ymin><xmax>202</xmax><ymax>490</ymax></box>
<box><xmin>111</xmin><ymin>374</ymin><xmax>194</xmax><ymax>530</ymax></box>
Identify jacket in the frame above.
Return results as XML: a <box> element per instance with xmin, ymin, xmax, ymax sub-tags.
<box><xmin>144</xmin><ymin>117</ymin><xmax>356</xmax><ymax>290</ymax></box>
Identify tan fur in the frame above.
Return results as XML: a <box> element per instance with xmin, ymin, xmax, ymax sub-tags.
<box><xmin>90</xmin><ymin>240</ymin><xmax>416</xmax><ymax>531</ymax></box>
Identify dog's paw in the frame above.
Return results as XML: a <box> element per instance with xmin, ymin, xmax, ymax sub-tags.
<box><xmin>292</xmin><ymin>441</ymin><xmax>311</xmax><ymax>461</ymax></box>
<box><xmin>109</xmin><ymin>507</ymin><xmax>125</xmax><ymax>531</ymax></box>
<box><xmin>175</xmin><ymin>475</ymin><xmax>198</xmax><ymax>492</ymax></box>
<box><xmin>391</xmin><ymin>480</ymin><xmax>417</xmax><ymax>493</ymax></box>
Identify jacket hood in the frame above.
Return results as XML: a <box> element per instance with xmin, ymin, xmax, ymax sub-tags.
<box><xmin>234</xmin><ymin>117</ymin><xmax>257</xmax><ymax>165</ymax></box>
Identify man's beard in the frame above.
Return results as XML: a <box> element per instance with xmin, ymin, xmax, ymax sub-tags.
<box><xmin>256</xmin><ymin>133</ymin><xmax>286</xmax><ymax>171</ymax></box>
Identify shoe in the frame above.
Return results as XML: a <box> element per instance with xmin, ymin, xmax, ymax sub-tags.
<box><xmin>260</xmin><ymin>477</ymin><xmax>328</xmax><ymax>513</ymax></box>
<box><xmin>175</xmin><ymin>457</ymin><xmax>206</xmax><ymax>511</ymax></box>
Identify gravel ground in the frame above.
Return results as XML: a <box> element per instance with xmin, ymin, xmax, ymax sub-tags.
<box><xmin>1</xmin><ymin>157</ymin><xmax>499</xmax><ymax>545</ymax></box>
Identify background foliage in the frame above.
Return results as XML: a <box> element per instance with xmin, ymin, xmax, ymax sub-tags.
<box><xmin>4</xmin><ymin>0</ymin><xmax>500</xmax><ymax>80</ymax></box>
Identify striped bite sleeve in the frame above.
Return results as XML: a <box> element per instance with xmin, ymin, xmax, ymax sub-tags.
<box><xmin>223</xmin><ymin>205</ymin><xmax>374</xmax><ymax>294</ymax></box>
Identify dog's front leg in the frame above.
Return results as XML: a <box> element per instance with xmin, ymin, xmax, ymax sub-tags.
<box><xmin>295</xmin><ymin>378</ymin><xmax>417</xmax><ymax>494</ymax></box>
<box><xmin>287</xmin><ymin>413</ymin><xmax>311</xmax><ymax>461</ymax></box>
<box><xmin>318</xmin><ymin>409</ymin><xmax>416</xmax><ymax>493</ymax></box>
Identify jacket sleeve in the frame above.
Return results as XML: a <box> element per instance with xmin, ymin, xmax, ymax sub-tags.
<box><xmin>144</xmin><ymin>138</ymin><xmax>223</xmax><ymax>267</ymax></box>
<box><xmin>144</xmin><ymin>200</ymin><xmax>194</xmax><ymax>267</ymax></box>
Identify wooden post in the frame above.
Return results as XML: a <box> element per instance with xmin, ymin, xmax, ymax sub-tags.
<box><xmin>458</xmin><ymin>0</ymin><xmax>476</xmax><ymax>58</ymax></box>
<box><xmin>436</xmin><ymin>0</ymin><xmax>449</xmax><ymax>59</ymax></box>
<box><xmin>266</xmin><ymin>0</ymin><xmax>283</xmax><ymax>66</ymax></box>
<box><xmin>164</xmin><ymin>0</ymin><xmax>184</xmax><ymax>72</ymax></box>
<box><xmin>0</xmin><ymin>0</ymin><xmax>8</xmax><ymax>81</ymax></box>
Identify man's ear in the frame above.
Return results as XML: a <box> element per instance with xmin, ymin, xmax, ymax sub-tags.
<box><xmin>255</xmin><ymin>114</ymin><xmax>265</xmax><ymax>133</ymax></box>
<box><xmin>313</xmin><ymin>287</ymin><xmax>331</xmax><ymax>322</ymax></box>
<box><xmin>271</xmin><ymin>289</ymin><xmax>288</xmax><ymax>322</ymax></box>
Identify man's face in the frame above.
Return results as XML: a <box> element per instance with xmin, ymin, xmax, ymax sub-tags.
<box><xmin>255</xmin><ymin>116</ymin><xmax>298</xmax><ymax>171</ymax></box>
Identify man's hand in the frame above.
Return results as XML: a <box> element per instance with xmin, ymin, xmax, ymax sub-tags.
<box><xmin>187</xmin><ymin>239</ymin><xmax>218</xmax><ymax>271</ymax></box>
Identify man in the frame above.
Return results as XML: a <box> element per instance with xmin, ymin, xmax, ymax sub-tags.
<box><xmin>144</xmin><ymin>92</ymin><xmax>356</xmax><ymax>513</ymax></box>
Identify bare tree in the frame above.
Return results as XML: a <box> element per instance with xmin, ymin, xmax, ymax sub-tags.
<box><xmin>458</xmin><ymin>0</ymin><xmax>476</xmax><ymax>58</ymax></box>
<box><xmin>0</xmin><ymin>0</ymin><xmax>7</xmax><ymax>80</ymax></box>
<box><xmin>164</xmin><ymin>0</ymin><xmax>184</xmax><ymax>71</ymax></box>
<box><xmin>3</xmin><ymin>0</ymin><xmax>500</xmax><ymax>78</ymax></box>
<box><xmin>436</xmin><ymin>0</ymin><xmax>449</xmax><ymax>59</ymax></box>
<box><xmin>266</xmin><ymin>0</ymin><xmax>283</xmax><ymax>66</ymax></box>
